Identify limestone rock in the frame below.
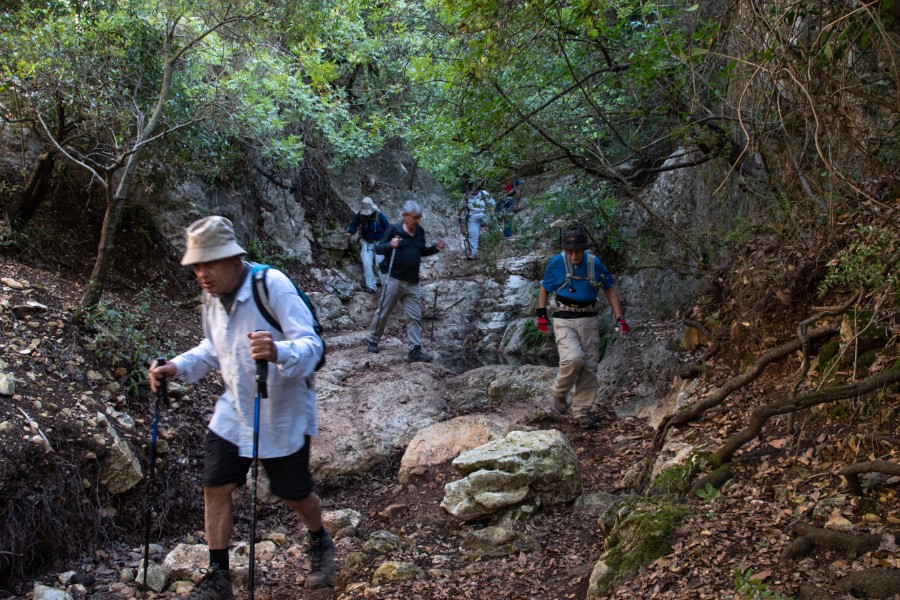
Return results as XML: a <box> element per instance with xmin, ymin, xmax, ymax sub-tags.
<box><xmin>363</xmin><ymin>530</ymin><xmax>403</xmax><ymax>554</ymax></box>
<box><xmin>399</xmin><ymin>415</ymin><xmax>508</xmax><ymax>483</ymax></box>
<box><xmin>31</xmin><ymin>584</ymin><xmax>71</xmax><ymax>600</ymax></box>
<box><xmin>323</xmin><ymin>508</ymin><xmax>363</xmax><ymax>539</ymax></box>
<box><xmin>135</xmin><ymin>560</ymin><xmax>167</xmax><ymax>593</ymax></box>
<box><xmin>371</xmin><ymin>560</ymin><xmax>424</xmax><ymax>585</ymax></box>
<box><xmin>0</xmin><ymin>372</ymin><xmax>14</xmax><ymax>396</ymax></box>
<box><xmin>441</xmin><ymin>429</ymin><xmax>581</xmax><ymax>521</ymax></box>
<box><xmin>99</xmin><ymin>422</ymin><xmax>143</xmax><ymax>494</ymax></box>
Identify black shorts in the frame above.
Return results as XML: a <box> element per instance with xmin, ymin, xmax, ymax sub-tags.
<box><xmin>203</xmin><ymin>430</ymin><xmax>315</xmax><ymax>501</ymax></box>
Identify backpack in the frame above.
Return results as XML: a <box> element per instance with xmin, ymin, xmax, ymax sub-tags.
<box><xmin>250</xmin><ymin>264</ymin><xmax>327</xmax><ymax>371</ymax></box>
<box><xmin>554</xmin><ymin>251</ymin><xmax>601</xmax><ymax>296</ymax></box>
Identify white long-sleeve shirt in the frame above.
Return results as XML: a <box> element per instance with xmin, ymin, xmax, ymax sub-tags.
<box><xmin>170</xmin><ymin>266</ymin><xmax>323</xmax><ymax>458</ymax></box>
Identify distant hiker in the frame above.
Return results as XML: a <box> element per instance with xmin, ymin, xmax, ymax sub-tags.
<box><xmin>536</xmin><ymin>229</ymin><xmax>629</xmax><ymax>430</ymax></box>
<box><xmin>346</xmin><ymin>196</ymin><xmax>391</xmax><ymax>294</ymax></box>
<box><xmin>368</xmin><ymin>200</ymin><xmax>445</xmax><ymax>362</ymax></box>
<box><xmin>148</xmin><ymin>216</ymin><xmax>335</xmax><ymax>599</ymax></box>
<box><xmin>457</xmin><ymin>182</ymin><xmax>495</xmax><ymax>260</ymax></box>
<box><xmin>498</xmin><ymin>177</ymin><xmax>524</xmax><ymax>238</ymax></box>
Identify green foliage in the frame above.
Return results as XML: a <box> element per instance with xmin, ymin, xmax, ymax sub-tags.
<box><xmin>245</xmin><ymin>239</ymin><xmax>291</xmax><ymax>271</ymax></box>
<box><xmin>695</xmin><ymin>481</ymin><xmax>721</xmax><ymax>501</ymax></box>
<box><xmin>522</xmin><ymin>319</ymin><xmax>549</xmax><ymax>351</ymax></box>
<box><xmin>82</xmin><ymin>282</ymin><xmax>174</xmax><ymax>395</ymax></box>
<box><xmin>819</xmin><ymin>225</ymin><xmax>899</xmax><ymax>296</ymax></box>
<box><xmin>732</xmin><ymin>567</ymin><xmax>792</xmax><ymax>600</ymax></box>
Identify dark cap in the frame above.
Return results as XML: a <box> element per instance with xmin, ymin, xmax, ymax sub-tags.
<box><xmin>561</xmin><ymin>229</ymin><xmax>589</xmax><ymax>250</ymax></box>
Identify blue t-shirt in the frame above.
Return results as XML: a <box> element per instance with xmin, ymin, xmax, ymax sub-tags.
<box><xmin>541</xmin><ymin>252</ymin><xmax>614</xmax><ymax>304</ymax></box>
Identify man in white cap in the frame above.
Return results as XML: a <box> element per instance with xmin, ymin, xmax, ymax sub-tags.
<box><xmin>345</xmin><ymin>196</ymin><xmax>391</xmax><ymax>294</ymax></box>
<box><xmin>148</xmin><ymin>216</ymin><xmax>334</xmax><ymax>599</ymax></box>
<box><xmin>536</xmin><ymin>228</ymin><xmax>629</xmax><ymax>429</ymax></box>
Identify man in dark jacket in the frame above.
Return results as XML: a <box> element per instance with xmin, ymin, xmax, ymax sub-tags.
<box><xmin>345</xmin><ymin>196</ymin><xmax>391</xmax><ymax>294</ymax></box>
<box><xmin>367</xmin><ymin>200</ymin><xmax>445</xmax><ymax>362</ymax></box>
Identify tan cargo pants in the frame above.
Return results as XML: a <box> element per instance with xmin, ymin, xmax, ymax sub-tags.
<box><xmin>551</xmin><ymin>315</ymin><xmax>601</xmax><ymax>419</ymax></box>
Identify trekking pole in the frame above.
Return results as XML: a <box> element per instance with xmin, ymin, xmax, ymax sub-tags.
<box><xmin>431</xmin><ymin>251</ymin><xmax>441</xmax><ymax>341</ymax></box>
<box><xmin>376</xmin><ymin>246</ymin><xmax>397</xmax><ymax>331</ymax></box>
<box><xmin>140</xmin><ymin>358</ymin><xmax>166</xmax><ymax>598</ymax></box>
<box><xmin>249</xmin><ymin>358</ymin><xmax>267</xmax><ymax>600</ymax></box>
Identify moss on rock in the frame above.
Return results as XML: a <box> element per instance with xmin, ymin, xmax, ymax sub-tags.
<box><xmin>588</xmin><ymin>496</ymin><xmax>691</xmax><ymax>598</ymax></box>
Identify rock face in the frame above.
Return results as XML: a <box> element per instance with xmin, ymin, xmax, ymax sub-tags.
<box><xmin>440</xmin><ymin>429</ymin><xmax>582</xmax><ymax>521</ymax></box>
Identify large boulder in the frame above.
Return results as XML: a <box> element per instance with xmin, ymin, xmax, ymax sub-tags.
<box><xmin>441</xmin><ymin>429</ymin><xmax>581</xmax><ymax>521</ymax></box>
<box><xmin>398</xmin><ymin>415</ymin><xmax>510</xmax><ymax>483</ymax></box>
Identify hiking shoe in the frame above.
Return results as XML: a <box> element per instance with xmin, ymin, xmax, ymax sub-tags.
<box><xmin>550</xmin><ymin>396</ymin><xmax>569</xmax><ymax>415</ymax></box>
<box><xmin>578</xmin><ymin>415</ymin><xmax>600</xmax><ymax>430</ymax></box>
<box><xmin>367</xmin><ymin>341</ymin><xmax>379</xmax><ymax>353</ymax></box>
<box><xmin>364</xmin><ymin>287</ymin><xmax>377</xmax><ymax>294</ymax></box>
<box><xmin>407</xmin><ymin>346</ymin><xmax>434</xmax><ymax>363</ymax></box>
<box><xmin>187</xmin><ymin>568</ymin><xmax>233</xmax><ymax>600</ymax></box>
<box><xmin>305</xmin><ymin>530</ymin><xmax>336</xmax><ymax>589</ymax></box>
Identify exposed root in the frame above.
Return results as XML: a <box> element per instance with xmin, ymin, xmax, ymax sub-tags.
<box><xmin>835</xmin><ymin>568</ymin><xmax>900</xmax><ymax>599</ymax></box>
<box><xmin>655</xmin><ymin>323</ymin><xmax>840</xmax><ymax>447</ymax></box>
<box><xmin>713</xmin><ymin>368</ymin><xmax>900</xmax><ymax>467</ymax></box>
<box><xmin>840</xmin><ymin>460</ymin><xmax>900</xmax><ymax>496</ymax></box>
<box><xmin>781</xmin><ymin>521</ymin><xmax>887</xmax><ymax>562</ymax></box>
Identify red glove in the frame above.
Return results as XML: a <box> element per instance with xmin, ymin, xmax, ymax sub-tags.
<box><xmin>536</xmin><ymin>308</ymin><xmax>549</xmax><ymax>334</ymax></box>
<box><xmin>617</xmin><ymin>316</ymin><xmax>630</xmax><ymax>334</ymax></box>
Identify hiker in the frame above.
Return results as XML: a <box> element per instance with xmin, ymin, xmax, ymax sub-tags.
<box><xmin>148</xmin><ymin>216</ymin><xmax>335</xmax><ymax>599</ymax></box>
<box><xmin>345</xmin><ymin>196</ymin><xmax>391</xmax><ymax>294</ymax></box>
<box><xmin>457</xmin><ymin>181</ymin><xmax>495</xmax><ymax>260</ymax></box>
<box><xmin>498</xmin><ymin>177</ymin><xmax>523</xmax><ymax>238</ymax></box>
<box><xmin>367</xmin><ymin>200</ymin><xmax>445</xmax><ymax>362</ymax></box>
<box><xmin>536</xmin><ymin>228</ymin><xmax>630</xmax><ymax>429</ymax></box>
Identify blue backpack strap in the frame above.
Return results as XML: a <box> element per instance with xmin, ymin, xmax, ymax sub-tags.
<box><xmin>250</xmin><ymin>264</ymin><xmax>282</xmax><ymax>332</ymax></box>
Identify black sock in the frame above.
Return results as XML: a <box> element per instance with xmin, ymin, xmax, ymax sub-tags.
<box><xmin>308</xmin><ymin>527</ymin><xmax>326</xmax><ymax>541</ymax></box>
<box><xmin>209</xmin><ymin>548</ymin><xmax>229</xmax><ymax>572</ymax></box>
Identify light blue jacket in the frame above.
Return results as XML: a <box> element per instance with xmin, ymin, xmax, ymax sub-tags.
<box><xmin>171</xmin><ymin>266</ymin><xmax>323</xmax><ymax>458</ymax></box>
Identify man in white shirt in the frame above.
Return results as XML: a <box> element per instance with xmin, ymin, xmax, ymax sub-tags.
<box><xmin>149</xmin><ymin>216</ymin><xmax>333</xmax><ymax>599</ymax></box>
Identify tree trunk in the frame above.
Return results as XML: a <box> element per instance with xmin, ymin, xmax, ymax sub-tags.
<box><xmin>9</xmin><ymin>98</ymin><xmax>66</xmax><ymax>231</ymax></box>
<box><xmin>9</xmin><ymin>149</ymin><xmax>57</xmax><ymax>231</ymax></box>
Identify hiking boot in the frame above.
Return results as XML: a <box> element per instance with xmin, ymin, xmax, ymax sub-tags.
<box><xmin>367</xmin><ymin>341</ymin><xmax>379</xmax><ymax>353</ymax></box>
<box><xmin>187</xmin><ymin>568</ymin><xmax>233</xmax><ymax>600</ymax></box>
<box><xmin>549</xmin><ymin>396</ymin><xmax>569</xmax><ymax>415</ymax></box>
<box><xmin>578</xmin><ymin>415</ymin><xmax>600</xmax><ymax>430</ymax></box>
<box><xmin>407</xmin><ymin>346</ymin><xmax>434</xmax><ymax>363</ymax></box>
<box><xmin>305</xmin><ymin>530</ymin><xmax>336</xmax><ymax>589</ymax></box>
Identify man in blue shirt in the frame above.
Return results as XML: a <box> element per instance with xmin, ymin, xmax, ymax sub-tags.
<box><xmin>536</xmin><ymin>229</ymin><xmax>630</xmax><ymax>429</ymax></box>
<box><xmin>346</xmin><ymin>196</ymin><xmax>391</xmax><ymax>294</ymax></box>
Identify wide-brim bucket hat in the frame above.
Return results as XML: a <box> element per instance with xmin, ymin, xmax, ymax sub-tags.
<box><xmin>359</xmin><ymin>196</ymin><xmax>378</xmax><ymax>216</ymax></box>
<box><xmin>180</xmin><ymin>216</ymin><xmax>246</xmax><ymax>266</ymax></box>
<box><xmin>562</xmin><ymin>229</ymin><xmax>590</xmax><ymax>250</ymax></box>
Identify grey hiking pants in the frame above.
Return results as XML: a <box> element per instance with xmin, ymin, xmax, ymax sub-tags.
<box><xmin>368</xmin><ymin>277</ymin><xmax>423</xmax><ymax>350</ymax></box>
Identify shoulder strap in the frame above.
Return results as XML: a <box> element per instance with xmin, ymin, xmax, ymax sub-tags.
<box><xmin>250</xmin><ymin>264</ymin><xmax>282</xmax><ymax>332</ymax></box>
<box><xmin>555</xmin><ymin>252</ymin><xmax>572</xmax><ymax>295</ymax></box>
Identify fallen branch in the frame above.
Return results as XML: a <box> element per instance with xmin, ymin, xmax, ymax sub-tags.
<box><xmin>714</xmin><ymin>368</ymin><xmax>900</xmax><ymax>466</ymax></box>
<box><xmin>781</xmin><ymin>521</ymin><xmax>886</xmax><ymax>562</ymax></box>
<box><xmin>840</xmin><ymin>460</ymin><xmax>900</xmax><ymax>496</ymax></box>
<box><xmin>655</xmin><ymin>323</ymin><xmax>840</xmax><ymax>447</ymax></box>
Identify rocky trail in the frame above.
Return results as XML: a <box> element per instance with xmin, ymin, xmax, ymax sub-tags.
<box><xmin>2</xmin><ymin>243</ymin><xmax>898</xmax><ymax>600</ymax></box>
